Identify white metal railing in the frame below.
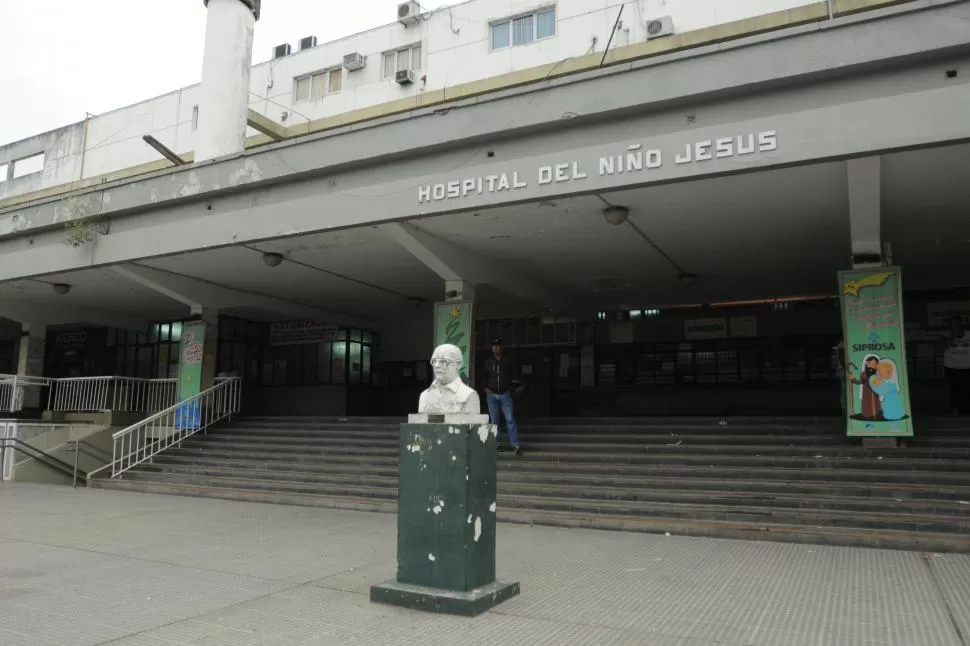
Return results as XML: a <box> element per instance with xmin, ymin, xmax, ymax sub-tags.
<box><xmin>100</xmin><ymin>377</ymin><xmax>241</xmax><ymax>479</ymax></box>
<box><xmin>0</xmin><ymin>374</ymin><xmax>53</xmax><ymax>413</ymax></box>
<box><xmin>49</xmin><ymin>377</ymin><xmax>178</xmax><ymax>413</ymax></box>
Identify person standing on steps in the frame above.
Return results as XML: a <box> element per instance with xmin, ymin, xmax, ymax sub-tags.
<box><xmin>482</xmin><ymin>339</ymin><xmax>524</xmax><ymax>456</ymax></box>
<box><xmin>943</xmin><ymin>315</ymin><xmax>970</xmax><ymax>415</ymax></box>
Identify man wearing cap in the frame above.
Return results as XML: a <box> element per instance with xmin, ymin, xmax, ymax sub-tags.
<box><xmin>481</xmin><ymin>339</ymin><xmax>523</xmax><ymax>455</ymax></box>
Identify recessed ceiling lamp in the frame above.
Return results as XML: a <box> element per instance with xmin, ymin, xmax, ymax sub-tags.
<box><xmin>603</xmin><ymin>205</ymin><xmax>629</xmax><ymax>226</ymax></box>
<box><xmin>52</xmin><ymin>283</ymin><xmax>72</xmax><ymax>295</ymax></box>
<box><xmin>262</xmin><ymin>252</ymin><xmax>284</xmax><ymax>268</ymax></box>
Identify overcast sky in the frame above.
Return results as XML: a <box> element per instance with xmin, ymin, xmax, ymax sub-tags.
<box><xmin>0</xmin><ymin>0</ymin><xmax>427</xmax><ymax>145</ymax></box>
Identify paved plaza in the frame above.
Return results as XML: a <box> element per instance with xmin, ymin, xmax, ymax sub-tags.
<box><xmin>1</xmin><ymin>484</ymin><xmax>968</xmax><ymax>645</ymax></box>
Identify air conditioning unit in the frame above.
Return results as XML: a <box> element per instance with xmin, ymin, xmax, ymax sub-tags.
<box><xmin>398</xmin><ymin>1</ymin><xmax>421</xmax><ymax>26</ymax></box>
<box><xmin>343</xmin><ymin>52</ymin><xmax>367</xmax><ymax>71</ymax></box>
<box><xmin>272</xmin><ymin>43</ymin><xmax>292</xmax><ymax>59</ymax></box>
<box><xmin>299</xmin><ymin>35</ymin><xmax>317</xmax><ymax>51</ymax></box>
<box><xmin>645</xmin><ymin>16</ymin><xmax>674</xmax><ymax>40</ymax></box>
<box><xmin>395</xmin><ymin>69</ymin><xmax>414</xmax><ymax>85</ymax></box>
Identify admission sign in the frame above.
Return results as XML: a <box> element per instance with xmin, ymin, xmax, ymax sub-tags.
<box><xmin>838</xmin><ymin>267</ymin><xmax>913</xmax><ymax>437</ymax></box>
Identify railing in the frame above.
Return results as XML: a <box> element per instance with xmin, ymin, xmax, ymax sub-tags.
<box><xmin>100</xmin><ymin>377</ymin><xmax>241</xmax><ymax>479</ymax></box>
<box><xmin>0</xmin><ymin>437</ymin><xmax>87</xmax><ymax>486</ymax></box>
<box><xmin>0</xmin><ymin>374</ymin><xmax>53</xmax><ymax>412</ymax></box>
<box><xmin>49</xmin><ymin>377</ymin><xmax>177</xmax><ymax>413</ymax></box>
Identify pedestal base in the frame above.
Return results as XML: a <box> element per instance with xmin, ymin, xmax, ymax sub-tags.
<box><xmin>370</xmin><ymin>579</ymin><xmax>520</xmax><ymax>616</ymax></box>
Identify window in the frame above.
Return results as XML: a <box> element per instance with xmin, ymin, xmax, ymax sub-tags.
<box><xmin>191</xmin><ymin>105</ymin><xmax>199</xmax><ymax>132</ymax></box>
<box><xmin>293</xmin><ymin>68</ymin><xmax>342</xmax><ymax>102</ymax></box>
<box><xmin>491</xmin><ymin>7</ymin><xmax>556</xmax><ymax>50</ymax></box>
<box><xmin>0</xmin><ymin>163</ymin><xmax>7</xmax><ymax>182</ymax></box>
<box><xmin>382</xmin><ymin>44</ymin><xmax>422</xmax><ymax>79</ymax></box>
<box><xmin>12</xmin><ymin>153</ymin><xmax>45</xmax><ymax>178</ymax></box>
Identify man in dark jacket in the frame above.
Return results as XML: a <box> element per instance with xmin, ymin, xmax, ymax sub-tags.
<box><xmin>481</xmin><ymin>339</ymin><xmax>523</xmax><ymax>455</ymax></box>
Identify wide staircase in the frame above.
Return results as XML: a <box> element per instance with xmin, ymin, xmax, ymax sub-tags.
<box><xmin>91</xmin><ymin>416</ymin><xmax>970</xmax><ymax>553</ymax></box>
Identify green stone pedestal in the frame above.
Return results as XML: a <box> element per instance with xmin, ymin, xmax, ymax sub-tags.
<box><xmin>370</xmin><ymin>421</ymin><xmax>520</xmax><ymax>616</ymax></box>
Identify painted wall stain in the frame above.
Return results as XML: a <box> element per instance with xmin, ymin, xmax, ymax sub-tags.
<box><xmin>227</xmin><ymin>158</ymin><xmax>264</xmax><ymax>186</ymax></box>
<box><xmin>474</xmin><ymin>517</ymin><xmax>482</xmax><ymax>542</ymax></box>
<box><xmin>489</xmin><ymin>502</ymin><xmax>497</xmax><ymax>512</ymax></box>
<box><xmin>477</xmin><ymin>425</ymin><xmax>489</xmax><ymax>443</ymax></box>
<box><xmin>428</xmin><ymin>553</ymin><xmax>436</xmax><ymax>562</ymax></box>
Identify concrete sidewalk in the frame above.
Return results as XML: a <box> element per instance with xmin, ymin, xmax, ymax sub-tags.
<box><xmin>0</xmin><ymin>484</ymin><xmax>967</xmax><ymax>646</ymax></box>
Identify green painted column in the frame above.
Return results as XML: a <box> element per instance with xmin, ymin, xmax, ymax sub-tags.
<box><xmin>371</xmin><ymin>420</ymin><xmax>519</xmax><ymax>616</ymax></box>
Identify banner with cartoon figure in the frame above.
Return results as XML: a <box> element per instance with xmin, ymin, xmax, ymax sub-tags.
<box><xmin>434</xmin><ymin>301</ymin><xmax>473</xmax><ymax>384</ymax></box>
<box><xmin>838</xmin><ymin>267</ymin><xmax>913</xmax><ymax>437</ymax></box>
<box><xmin>175</xmin><ymin>321</ymin><xmax>205</xmax><ymax>430</ymax></box>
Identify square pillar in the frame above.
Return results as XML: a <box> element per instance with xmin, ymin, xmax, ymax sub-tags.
<box><xmin>16</xmin><ymin>323</ymin><xmax>47</xmax><ymax>409</ymax></box>
<box><xmin>435</xmin><ymin>281</ymin><xmax>475</xmax><ymax>386</ymax></box>
<box><xmin>175</xmin><ymin>309</ymin><xmax>219</xmax><ymax>429</ymax></box>
<box><xmin>371</xmin><ymin>417</ymin><xmax>519</xmax><ymax>616</ymax></box>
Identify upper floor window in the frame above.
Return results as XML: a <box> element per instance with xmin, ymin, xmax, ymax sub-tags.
<box><xmin>383</xmin><ymin>43</ymin><xmax>422</xmax><ymax>79</ymax></box>
<box><xmin>491</xmin><ymin>7</ymin><xmax>556</xmax><ymax>50</ymax></box>
<box><xmin>293</xmin><ymin>68</ymin><xmax>343</xmax><ymax>103</ymax></box>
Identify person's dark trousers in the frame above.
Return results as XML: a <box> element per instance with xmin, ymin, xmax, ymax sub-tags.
<box><xmin>945</xmin><ymin>367</ymin><xmax>970</xmax><ymax>413</ymax></box>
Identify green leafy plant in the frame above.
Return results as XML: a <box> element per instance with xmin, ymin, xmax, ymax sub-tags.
<box><xmin>60</xmin><ymin>197</ymin><xmax>107</xmax><ymax>248</ymax></box>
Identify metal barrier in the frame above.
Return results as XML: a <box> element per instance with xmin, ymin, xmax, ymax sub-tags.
<box><xmin>49</xmin><ymin>377</ymin><xmax>178</xmax><ymax>413</ymax></box>
<box><xmin>100</xmin><ymin>377</ymin><xmax>241</xmax><ymax>479</ymax></box>
<box><xmin>0</xmin><ymin>374</ymin><xmax>53</xmax><ymax>413</ymax></box>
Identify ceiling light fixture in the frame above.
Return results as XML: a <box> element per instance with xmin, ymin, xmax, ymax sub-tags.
<box><xmin>262</xmin><ymin>252</ymin><xmax>284</xmax><ymax>268</ymax></box>
<box><xmin>678</xmin><ymin>274</ymin><xmax>697</xmax><ymax>286</ymax></box>
<box><xmin>603</xmin><ymin>205</ymin><xmax>630</xmax><ymax>226</ymax></box>
<box><xmin>52</xmin><ymin>283</ymin><xmax>72</xmax><ymax>295</ymax></box>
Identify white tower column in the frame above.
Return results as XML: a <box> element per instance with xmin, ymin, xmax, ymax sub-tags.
<box><xmin>196</xmin><ymin>0</ymin><xmax>260</xmax><ymax>163</ymax></box>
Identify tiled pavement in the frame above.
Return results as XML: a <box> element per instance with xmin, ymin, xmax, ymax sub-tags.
<box><xmin>0</xmin><ymin>483</ymin><xmax>967</xmax><ymax>646</ymax></box>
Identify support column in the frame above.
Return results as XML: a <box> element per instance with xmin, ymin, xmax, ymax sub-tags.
<box><xmin>196</xmin><ymin>0</ymin><xmax>259</xmax><ymax>163</ymax></box>
<box><xmin>438</xmin><ymin>281</ymin><xmax>476</xmax><ymax>386</ymax></box>
<box><xmin>175</xmin><ymin>308</ymin><xmax>219</xmax><ymax>429</ymax></box>
<box><xmin>16</xmin><ymin>322</ymin><xmax>47</xmax><ymax>409</ymax></box>
<box><xmin>839</xmin><ymin>157</ymin><xmax>913</xmax><ymax>444</ymax></box>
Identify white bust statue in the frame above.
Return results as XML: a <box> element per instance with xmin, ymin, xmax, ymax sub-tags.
<box><xmin>418</xmin><ymin>344</ymin><xmax>481</xmax><ymax>415</ymax></box>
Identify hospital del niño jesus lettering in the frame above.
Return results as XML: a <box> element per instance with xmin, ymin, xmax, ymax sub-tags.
<box><xmin>416</xmin><ymin>130</ymin><xmax>778</xmax><ymax>204</ymax></box>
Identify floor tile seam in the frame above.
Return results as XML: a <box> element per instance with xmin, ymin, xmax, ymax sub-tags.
<box><xmin>0</xmin><ymin>534</ymin><xmax>294</xmax><ymax>586</ymax></box>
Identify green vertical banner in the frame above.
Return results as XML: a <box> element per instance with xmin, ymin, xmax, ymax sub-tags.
<box><xmin>175</xmin><ymin>321</ymin><xmax>206</xmax><ymax>430</ymax></box>
<box><xmin>434</xmin><ymin>301</ymin><xmax>473</xmax><ymax>384</ymax></box>
<box><xmin>838</xmin><ymin>267</ymin><xmax>913</xmax><ymax>437</ymax></box>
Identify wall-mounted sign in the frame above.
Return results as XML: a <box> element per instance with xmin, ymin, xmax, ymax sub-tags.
<box><xmin>269</xmin><ymin>320</ymin><xmax>338</xmax><ymax>346</ymax></box>
<box><xmin>685</xmin><ymin>318</ymin><xmax>727</xmax><ymax>340</ymax></box>
<box><xmin>417</xmin><ymin>130</ymin><xmax>777</xmax><ymax>204</ymax></box>
<box><xmin>927</xmin><ymin>301</ymin><xmax>970</xmax><ymax>328</ymax></box>
<box><xmin>730</xmin><ymin>316</ymin><xmax>758</xmax><ymax>338</ymax></box>
<box><xmin>53</xmin><ymin>330</ymin><xmax>88</xmax><ymax>347</ymax></box>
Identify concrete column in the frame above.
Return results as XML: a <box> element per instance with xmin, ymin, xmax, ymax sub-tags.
<box><xmin>196</xmin><ymin>0</ymin><xmax>258</xmax><ymax>163</ymax></box>
<box><xmin>847</xmin><ymin>157</ymin><xmax>884</xmax><ymax>268</ymax></box>
<box><xmin>17</xmin><ymin>323</ymin><xmax>47</xmax><ymax>409</ymax></box>
<box><xmin>438</xmin><ymin>281</ymin><xmax>476</xmax><ymax>386</ymax></box>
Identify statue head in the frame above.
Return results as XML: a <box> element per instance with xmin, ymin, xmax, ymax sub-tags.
<box><xmin>429</xmin><ymin>344</ymin><xmax>463</xmax><ymax>385</ymax></box>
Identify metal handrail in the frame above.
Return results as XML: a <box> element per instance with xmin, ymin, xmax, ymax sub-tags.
<box><xmin>99</xmin><ymin>377</ymin><xmax>242</xmax><ymax>479</ymax></box>
<box><xmin>0</xmin><ymin>437</ymin><xmax>88</xmax><ymax>487</ymax></box>
<box><xmin>49</xmin><ymin>376</ymin><xmax>177</xmax><ymax>413</ymax></box>
<box><xmin>65</xmin><ymin>440</ymin><xmax>110</xmax><ymax>488</ymax></box>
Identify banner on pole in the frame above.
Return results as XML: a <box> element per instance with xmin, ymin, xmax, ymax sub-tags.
<box><xmin>838</xmin><ymin>267</ymin><xmax>913</xmax><ymax>437</ymax></box>
<box><xmin>175</xmin><ymin>321</ymin><xmax>206</xmax><ymax>431</ymax></box>
<box><xmin>434</xmin><ymin>301</ymin><xmax>473</xmax><ymax>384</ymax></box>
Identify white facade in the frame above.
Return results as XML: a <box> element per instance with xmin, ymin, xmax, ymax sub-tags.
<box><xmin>0</xmin><ymin>0</ymin><xmax>818</xmax><ymax>202</ymax></box>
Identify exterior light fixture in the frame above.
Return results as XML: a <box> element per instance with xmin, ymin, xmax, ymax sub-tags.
<box><xmin>262</xmin><ymin>252</ymin><xmax>283</xmax><ymax>268</ymax></box>
<box><xmin>52</xmin><ymin>283</ymin><xmax>72</xmax><ymax>295</ymax></box>
<box><xmin>603</xmin><ymin>205</ymin><xmax>630</xmax><ymax>226</ymax></box>
<box><xmin>678</xmin><ymin>274</ymin><xmax>696</xmax><ymax>286</ymax></box>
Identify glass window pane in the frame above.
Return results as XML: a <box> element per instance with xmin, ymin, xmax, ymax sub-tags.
<box><xmin>168</xmin><ymin>343</ymin><xmax>180</xmax><ymax>378</ymax></box>
<box><xmin>397</xmin><ymin>49</ymin><xmax>409</xmax><ymax>71</ymax></box>
<box><xmin>383</xmin><ymin>53</ymin><xmax>395</xmax><ymax>78</ymax></box>
<box><xmin>349</xmin><ymin>342</ymin><xmax>362</xmax><ymax>385</ymax></box>
<box><xmin>328</xmin><ymin>68</ymin><xmax>342</xmax><ymax>92</ymax></box>
<box><xmin>512</xmin><ymin>14</ymin><xmax>534</xmax><ymax>46</ymax></box>
<box><xmin>136</xmin><ymin>347</ymin><xmax>152</xmax><ymax>379</ymax></box>
<box><xmin>303</xmin><ymin>344</ymin><xmax>318</xmax><ymax>384</ymax></box>
<box><xmin>318</xmin><ymin>342</ymin><xmax>332</xmax><ymax>384</ymax></box>
<box><xmin>170</xmin><ymin>322</ymin><xmax>182</xmax><ymax>343</ymax></box>
<box><xmin>332</xmin><ymin>341</ymin><xmax>347</xmax><ymax>384</ymax></box>
<box><xmin>491</xmin><ymin>21</ymin><xmax>510</xmax><ymax>49</ymax></box>
<box><xmin>536</xmin><ymin>8</ymin><xmax>556</xmax><ymax>39</ymax></box>
<box><xmin>295</xmin><ymin>76</ymin><xmax>311</xmax><ymax>101</ymax></box>
<box><xmin>351</xmin><ymin>329</ymin><xmax>362</xmax><ymax>342</ymax></box>
<box><xmin>311</xmin><ymin>73</ymin><xmax>327</xmax><ymax>100</ymax></box>
<box><xmin>411</xmin><ymin>45</ymin><xmax>422</xmax><ymax>69</ymax></box>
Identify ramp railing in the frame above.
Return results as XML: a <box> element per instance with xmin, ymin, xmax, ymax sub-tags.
<box><xmin>49</xmin><ymin>377</ymin><xmax>178</xmax><ymax>413</ymax></box>
<box><xmin>96</xmin><ymin>377</ymin><xmax>241</xmax><ymax>479</ymax></box>
<box><xmin>0</xmin><ymin>374</ymin><xmax>53</xmax><ymax>413</ymax></box>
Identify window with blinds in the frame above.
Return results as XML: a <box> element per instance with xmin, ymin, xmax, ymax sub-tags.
<box><xmin>382</xmin><ymin>43</ymin><xmax>422</xmax><ymax>79</ymax></box>
<box><xmin>293</xmin><ymin>68</ymin><xmax>342</xmax><ymax>102</ymax></box>
<box><xmin>491</xmin><ymin>6</ymin><xmax>556</xmax><ymax>51</ymax></box>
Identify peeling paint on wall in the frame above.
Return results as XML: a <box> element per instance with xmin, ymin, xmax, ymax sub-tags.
<box><xmin>228</xmin><ymin>158</ymin><xmax>263</xmax><ymax>187</ymax></box>
<box><xmin>474</xmin><ymin>517</ymin><xmax>482</xmax><ymax>542</ymax></box>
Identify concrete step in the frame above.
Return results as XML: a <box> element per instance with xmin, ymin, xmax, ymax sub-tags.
<box><xmin>153</xmin><ymin>448</ymin><xmax>970</xmax><ymax>486</ymax></box>
<box><xmin>90</xmin><ymin>477</ymin><xmax>970</xmax><ymax>553</ymax></box>
<box><xmin>196</xmin><ymin>431</ymin><xmax>970</xmax><ymax>458</ymax></box>
<box><xmin>141</xmin><ymin>455</ymin><xmax>970</xmax><ymax>501</ymax></box>
<box><xmin>129</xmin><ymin>462</ymin><xmax>970</xmax><ymax>517</ymax></box>
<box><xmin>169</xmin><ymin>440</ymin><xmax>970</xmax><ymax>473</ymax></box>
